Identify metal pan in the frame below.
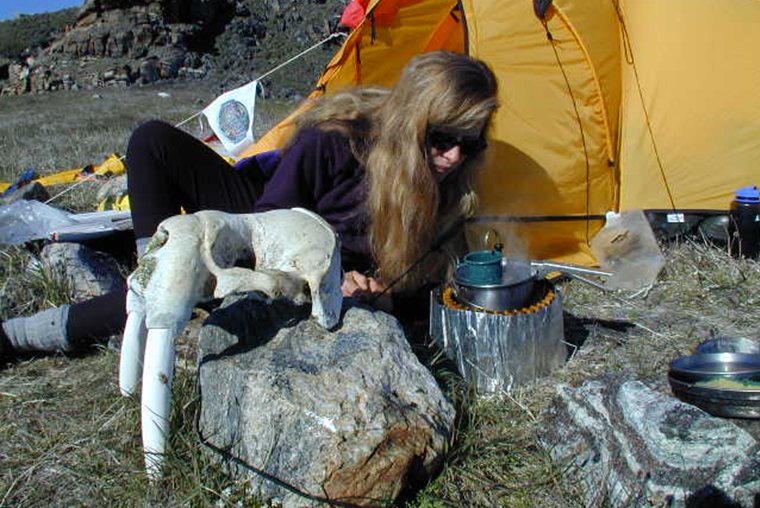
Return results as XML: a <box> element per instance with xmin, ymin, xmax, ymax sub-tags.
<box><xmin>669</xmin><ymin>353</ymin><xmax>760</xmax><ymax>383</ymax></box>
<box><xmin>452</xmin><ymin>257</ymin><xmax>612</xmax><ymax>311</ymax></box>
<box><xmin>668</xmin><ymin>374</ymin><xmax>760</xmax><ymax>419</ymax></box>
<box><xmin>452</xmin><ymin>257</ymin><xmax>536</xmax><ymax>311</ymax></box>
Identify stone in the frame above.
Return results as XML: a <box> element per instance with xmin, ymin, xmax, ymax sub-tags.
<box><xmin>198</xmin><ymin>298</ymin><xmax>455</xmax><ymax>508</ymax></box>
<box><xmin>157</xmin><ymin>48</ymin><xmax>186</xmax><ymax>78</ymax></box>
<box><xmin>96</xmin><ymin>173</ymin><xmax>128</xmax><ymax>204</ymax></box>
<box><xmin>539</xmin><ymin>374</ymin><xmax>760</xmax><ymax>508</ymax></box>
<box><xmin>33</xmin><ymin>242</ymin><xmax>126</xmax><ymax>302</ymax></box>
<box><xmin>138</xmin><ymin>58</ymin><xmax>160</xmax><ymax>84</ymax></box>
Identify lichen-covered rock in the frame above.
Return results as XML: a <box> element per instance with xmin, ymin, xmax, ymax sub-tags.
<box><xmin>539</xmin><ymin>374</ymin><xmax>760</xmax><ymax>508</ymax></box>
<box><xmin>198</xmin><ymin>297</ymin><xmax>455</xmax><ymax>508</ymax></box>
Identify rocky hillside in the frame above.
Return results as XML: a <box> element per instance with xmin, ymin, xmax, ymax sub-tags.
<box><xmin>0</xmin><ymin>0</ymin><xmax>349</xmax><ymax>98</ymax></box>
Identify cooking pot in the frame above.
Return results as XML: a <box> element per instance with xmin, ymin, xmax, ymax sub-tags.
<box><xmin>452</xmin><ymin>256</ymin><xmax>612</xmax><ymax>312</ymax></box>
<box><xmin>453</xmin><ymin>257</ymin><xmax>536</xmax><ymax>311</ymax></box>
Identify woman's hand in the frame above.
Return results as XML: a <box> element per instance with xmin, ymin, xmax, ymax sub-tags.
<box><xmin>342</xmin><ymin>270</ymin><xmax>393</xmax><ymax>312</ymax></box>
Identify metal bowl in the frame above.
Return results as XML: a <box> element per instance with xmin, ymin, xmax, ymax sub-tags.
<box><xmin>695</xmin><ymin>336</ymin><xmax>760</xmax><ymax>355</ymax></box>
<box><xmin>668</xmin><ymin>374</ymin><xmax>760</xmax><ymax>419</ymax></box>
<box><xmin>669</xmin><ymin>353</ymin><xmax>760</xmax><ymax>383</ymax></box>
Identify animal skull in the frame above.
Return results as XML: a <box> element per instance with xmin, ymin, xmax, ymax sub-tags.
<box><xmin>118</xmin><ymin>208</ymin><xmax>343</xmax><ymax>476</ymax></box>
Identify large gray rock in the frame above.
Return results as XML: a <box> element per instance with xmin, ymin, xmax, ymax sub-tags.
<box><xmin>2</xmin><ymin>0</ymin><xmax>225</xmax><ymax>95</ymax></box>
<box><xmin>539</xmin><ymin>374</ymin><xmax>760</xmax><ymax>508</ymax></box>
<box><xmin>198</xmin><ymin>297</ymin><xmax>455</xmax><ymax>508</ymax></box>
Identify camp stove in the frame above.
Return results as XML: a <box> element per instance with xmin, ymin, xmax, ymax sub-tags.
<box><xmin>429</xmin><ymin>250</ymin><xmax>610</xmax><ymax>393</ymax></box>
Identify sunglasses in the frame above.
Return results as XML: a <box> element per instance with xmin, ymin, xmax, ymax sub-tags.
<box><xmin>427</xmin><ymin>128</ymin><xmax>488</xmax><ymax>157</ymax></box>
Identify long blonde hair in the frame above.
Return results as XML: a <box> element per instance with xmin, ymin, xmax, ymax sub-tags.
<box><xmin>293</xmin><ymin>51</ymin><xmax>499</xmax><ymax>291</ymax></box>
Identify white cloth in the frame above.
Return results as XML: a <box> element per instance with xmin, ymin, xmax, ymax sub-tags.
<box><xmin>202</xmin><ymin>80</ymin><xmax>260</xmax><ymax>158</ymax></box>
<box><xmin>0</xmin><ymin>199</ymin><xmax>132</xmax><ymax>244</ymax></box>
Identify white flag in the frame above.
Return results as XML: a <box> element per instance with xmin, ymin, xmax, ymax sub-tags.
<box><xmin>202</xmin><ymin>80</ymin><xmax>260</xmax><ymax>157</ymax></box>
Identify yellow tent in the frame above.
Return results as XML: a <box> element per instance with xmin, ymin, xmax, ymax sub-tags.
<box><xmin>243</xmin><ymin>0</ymin><xmax>760</xmax><ymax>266</ymax></box>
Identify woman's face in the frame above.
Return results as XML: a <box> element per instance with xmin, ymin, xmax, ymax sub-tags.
<box><xmin>427</xmin><ymin>124</ymin><xmax>488</xmax><ymax>182</ymax></box>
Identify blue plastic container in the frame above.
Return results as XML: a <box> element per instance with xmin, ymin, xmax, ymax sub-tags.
<box><xmin>729</xmin><ymin>186</ymin><xmax>760</xmax><ymax>258</ymax></box>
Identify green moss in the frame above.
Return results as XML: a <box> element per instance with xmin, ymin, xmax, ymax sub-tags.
<box><xmin>132</xmin><ymin>255</ymin><xmax>157</xmax><ymax>290</ymax></box>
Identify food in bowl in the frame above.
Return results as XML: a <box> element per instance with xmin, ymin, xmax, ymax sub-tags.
<box><xmin>695</xmin><ymin>377</ymin><xmax>760</xmax><ymax>390</ymax></box>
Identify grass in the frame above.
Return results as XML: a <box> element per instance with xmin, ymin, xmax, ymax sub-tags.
<box><xmin>1</xmin><ymin>87</ymin><xmax>760</xmax><ymax>508</ymax></box>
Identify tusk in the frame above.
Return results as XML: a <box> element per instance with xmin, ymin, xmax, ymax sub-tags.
<box><xmin>119</xmin><ymin>310</ymin><xmax>147</xmax><ymax>396</ymax></box>
<box><xmin>141</xmin><ymin>328</ymin><xmax>175</xmax><ymax>478</ymax></box>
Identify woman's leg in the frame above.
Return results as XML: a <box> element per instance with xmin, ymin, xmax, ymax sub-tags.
<box><xmin>66</xmin><ymin>288</ymin><xmax>129</xmax><ymax>346</ymax></box>
<box><xmin>126</xmin><ymin>119</ymin><xmax>263</xmax><ymax>240</ymax></box>
<box><xmin>0</xmin><ymin>289</ymin><xmax>127</xmax><ymax>354</ymax></box>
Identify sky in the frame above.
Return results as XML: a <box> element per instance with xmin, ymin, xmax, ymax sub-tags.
<box><xmin>0</xmin><ymin>0</ymin><xmax>82</xmax><ymax>22</ymax></box>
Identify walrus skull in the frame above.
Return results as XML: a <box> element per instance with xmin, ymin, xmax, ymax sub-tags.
<box><xmin>118</xmin><ymin>208</ymin><xmax>343</xmax><ymax>476</ymax></box>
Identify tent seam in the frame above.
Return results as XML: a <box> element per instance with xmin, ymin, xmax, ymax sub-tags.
<box><xmin>541</xmin><ymin>16</ymin><xmax>593</xmax><ymax>244</ymax></box>
<box><xmin>460</xmin><ymin>0</ymin><xmax>476</xmax><ymax>54</ymax></box>
<box><xmin>550</xmin><ymin>5</ymin><xmax>616</xmax><ymax>165</ymax></box>
<box><xmin>420</xmin><ymin>2</ymin><xmax>464</xmax><ymax>53</ymax></box>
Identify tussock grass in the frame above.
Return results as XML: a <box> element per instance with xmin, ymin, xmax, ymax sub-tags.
<box><xmin>2</xmin><ymin>86</ymin><xmax>759</xmax><ymax>508</ymax></box>
<box><xmin>0</xmin><ymin>351</ymin><xmax>246</xmax><ymax>508</ymax></box>
<box><xmin>0</xmin><ymin>245</ymin><xmax>75</xmax><ymax>317</ymax></box>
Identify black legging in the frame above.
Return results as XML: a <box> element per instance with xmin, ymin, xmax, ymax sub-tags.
<box><xmin>67</xmin><ymin>120</ymin><xmax>264</xmax><ymax>343</ymax></box>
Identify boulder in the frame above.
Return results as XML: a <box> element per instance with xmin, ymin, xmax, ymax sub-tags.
<box><xmin>96</xmin><ymin>174</ymin><xmax>128</xmax><ymax>204</ymax></box>
<box><xmin>33</xmin><ymin>242</ymin><xmax>126</xmax><ymax>301</ymax></box>
<box><xmin>539</xmin><ymin>374</ymin><xmax>760</xmax><ymax>508</ymax></box>
<box><xmin>138</xmin><ymin>57</ymin><xmax>160</xmax><ymax>83</ymax></box>
<box><xmin>198</xmin><ymin>297</ymin><xmax>455</xmax><ymax>508</ymax></box>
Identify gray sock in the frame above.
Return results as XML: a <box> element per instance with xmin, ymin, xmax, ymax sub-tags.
<box><xmin>2</xmin><ymin>305</ymin><xmax>74</xmax><ymax>353</ymax></box>
<box><xmin>136</xmin><ymin>237</ymin><xmax>150</xmax><ymax>258</ymax></box>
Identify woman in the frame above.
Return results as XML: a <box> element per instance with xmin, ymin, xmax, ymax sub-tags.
<box><xmin>0</xmin><ymin>50</ymin><xmax>499</xmax><ymax>356</ymax></box>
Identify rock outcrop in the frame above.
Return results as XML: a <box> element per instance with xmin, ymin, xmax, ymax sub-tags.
<box><xmin>2</xmin><ymin>0</ymin><xmax>232</xmax><ymax>94</ymax></box>
<box><xmin>198</xmin><ymin>296</ymin><xmax>455</xmax><ymax>508</ymax></box>
<box><xmin>1</xmin><ymin>0</ymin><xmax>348</xmax><ymax>96</ymax></box>
<box><xmin>539</xmin><ymin>374</ymin><xmax>760</xmax><ymax>508</ymax></box>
